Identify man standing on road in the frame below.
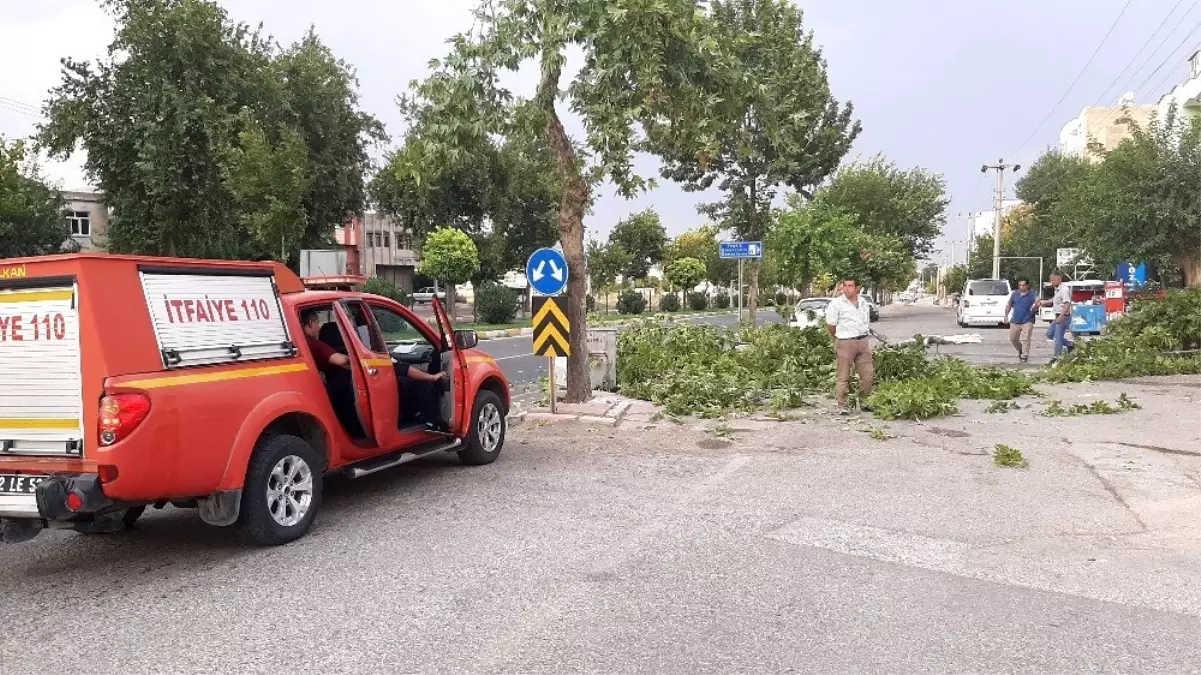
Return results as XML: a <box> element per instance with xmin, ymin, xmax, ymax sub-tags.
<box><xmin>1005</xmin><ymin>278</ymin><xmax>1038</xmax><ymax>363</ymax></box>
<box><xmin>1036</xmin><ymin>271</ymin><xmax>1073</xmax><ymax>363</ymax></box>
<box><xmin>825</xmin><ymin>277</ymin><xmax>874</xmax><ymax>414</ymax></box>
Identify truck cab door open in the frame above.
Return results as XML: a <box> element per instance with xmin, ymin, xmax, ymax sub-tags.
<box><xmin>430</xmin><ymin>298</ymin><xmax>466</xmax><ymax>433</ymax></box>
<box><xmin>336</xmin><ymin>300</ymin><xmax>403</xmax><ymax>451</ymax></box>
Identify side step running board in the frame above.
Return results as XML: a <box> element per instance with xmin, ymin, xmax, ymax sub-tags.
<box><xmin>343</xmin><ymin>439</ymin><xmax>462</xmax><ymax>479</ymax></box>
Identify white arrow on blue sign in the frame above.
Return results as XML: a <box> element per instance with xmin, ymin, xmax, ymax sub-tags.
<box><xmin>719</xmin><ymin>241</ymin><xmax>764</xmax><ymax>259</ymax></box>
<box><xmin>526</xmin><ymin>247</ymin><xmax>569</xmax><ymax>296</ymax></box>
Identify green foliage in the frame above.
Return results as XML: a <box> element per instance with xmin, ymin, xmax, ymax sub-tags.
<box><xmin>586</xmin><ymin>294</ymin><xmax>596</xmax><ymax>313</ymax></box>
<box><xmin>817</xmin><ymin>156</ymin><xmax>949</xmax><ymax>260</ymax></box>
<box><xmin>39</xmin><ymin>3</ymin><xmax>381</xmax><ymax>261</ymax></box>
<box><xmin>872</xmin><ymin>340</ymin><xmax>929</xmax><ymax>383</ymax></box>
<box><xmin>993</xmin><ymin>444</ymin><xmax>1028</xmax><ymax>468</ymax></box>
<box><xmin>1107</xmin><ymin>288</ymin><xmax>1201</xmax><ymax>351</ymax></box>
<box><xmin>688</xmin><ymin>292</ymin><xmax>709</xmax><ymax>311</ymax></box>
<box><xmin>587</xmin><ymin>239</ymin><xmax>632</xmax><ymax>291</ymax></box>
<box><xmin>610</xmin><ymin>210</ymin><xmax>668</xmax><ymax>280</ymax></box>
<box><xmin>775</xmin><ymin>291</ymin><xmax>788</xmax><ymax>306</ymax></box>
<box><xmin>475</xmin><ymin>282</ymin><xmax>518</xmax><ymax>324</ymax></box>
<box><xmin>1043</xmin><ymin>394</ymin><xmax>1140</xmax><ymax>417</ymax></box>
<box><xmin>665</xmin><ymin>257</ymin><xmax>707</xmax><ymax>295</ymax></box>
<box><xmin>667</xmin><ymin>225</ymin><xmax>736</xmax><ymax>285</ymax></box>
<box><xmin>659</xmin><ymin>293</ymin><xmax>681</xmax><ymax>313</ymax></box>
<box><xmin>943</xmin><ymin>264</ymin><xmax>968</xmax><ymax>296</ymax></box>
<box><xmin>713</xmin><ymin>293</ymin><xmax>731</xmax><ymax>309</ymax></box>
<box><xmin>420</xmin><ymin>227</ymin><xmax>479</xmax><ymax>285</ymax></box>
<box><xmin>767</xmin><ymin>196</ymin><xmax>860</xmax><ymax>292</ymax></box>
<box><xmin>617</xmin><ymin>290</ymin><xmax>647</xmax><ymax>315</ymax></box>
<box><xmin>987</xmin><ymin>400</ymin><xmax>1020</xmax><ymax>414</ymax></box>
<box><xmin>868</xmin><ymin>427</ymin><xmax>896</xmax><ymax>441</ymax></box>
<box><xmin>0</xmin><ymin>138</ymin><xmax>68</xmax><ymax>258</ymax></box>
<box><xmin>866</xmin><ymin>378</ymin><xmax>959</xmax><ymax>420</ymax></box>
<box><xmin>362</xmin><ymin>276</ymin><xmax>410</xmax><ymax>306</ymax></box>
<box><xmin>927</xmin><ymin>359</ymin><xmax>1035</xmax><ymax>400</ymax></box>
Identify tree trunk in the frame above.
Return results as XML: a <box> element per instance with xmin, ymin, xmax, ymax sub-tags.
<box><xmin>539</xmin><ymin>55</ymin><xmax>591</xmax><ymax>404</ymax></box>
<box><xmin>1175</xmin><ymin>251</ymin><xmax>1201</xmax><ymax>287</ymax></box>
<box><xmin>446</xmin><ymin>283</ymin><xmax>457</xmax><ymax>326</ymax></box>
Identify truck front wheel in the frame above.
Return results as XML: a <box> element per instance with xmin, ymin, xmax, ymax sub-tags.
<box><xmin>238</xmin><ymin>434</ymin><xmax>323</xmax><ymax>545</ymax></box>
<box><xmin>458</xmin><ymin>391</ymin><xmax>506</xmax><ymax>466</ymax></box>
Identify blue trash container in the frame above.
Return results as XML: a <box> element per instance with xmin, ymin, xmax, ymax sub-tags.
<box><xmin>1071</xmin><ymin>303</ymin><xmax>1107</xmax><ymax>336</ymax></box>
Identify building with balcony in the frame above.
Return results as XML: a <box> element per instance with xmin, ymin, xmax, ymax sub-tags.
<box><xmin>1058</xmin><ymin>93</ymin><xmax>1155</xmax><ymax>161</ymax></box>
<box><xmin>1157</xmin><ymin>50</ymin><xmax>1201</xmax><ymax>129</ymax></box>
<box><xmin>336</xmin><ymin>212</ymin><xmax>421</xmax><ymax>292</ymax></box>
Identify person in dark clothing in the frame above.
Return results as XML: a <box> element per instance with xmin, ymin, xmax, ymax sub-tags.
<box><xmin>394</xmin><ymin>362</ymin><xmax>447</xmax><ymax>429</ymax></box>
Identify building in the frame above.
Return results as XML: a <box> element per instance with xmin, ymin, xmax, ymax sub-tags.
<box><xmin>338</xmin><ymin>212</ymin><xmax>420</xmax><ymax>292</ymax></box>
<box><xmin>63</xmin><ymin>190</ymin><xmax>109</xmax><ymax>252</ymax></box>
<box><xmin>1058</xmin><ymin>93</ymin><xmax>1155</xmax><ymax>161</ymax></box>
<box><xmin>969</xmin><ymin>200</ymin><xmax>1023</xmax><ymax>238</ymax></box>
<box><xmin>1156</xmin><ymin>50</ymin><xmax>1201</xmax><ymax>128</ymax></box>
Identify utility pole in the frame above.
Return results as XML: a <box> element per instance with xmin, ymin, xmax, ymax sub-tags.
<box><xmin>980</xmin><ymin>160</ymin><xmax>1021</xmax><ymax>279</ymax></box>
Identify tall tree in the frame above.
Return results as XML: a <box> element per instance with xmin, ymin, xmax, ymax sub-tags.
<box><xmin>766</xmin><ymin>195</ymin><xmax>857</xmax><ymax>295</ymax></box>
<box><xmin>653</xmin><ymin>0</ymin><xmax>860</xmax><ymax>323</ymax></box>
<box><xmin>420</xmin><ymin>227</ymin><xmax>480</xmax><ymax>321</ymax></box>
<box><xmin>816</xmin><ymin>156</ymin><xmax>949</xmax><ymax>261</ymax></box>
<box><xmin>401</xmin><ymin>0</ymin><xmax>714</xmax><ymax>402</ymax></box>
<box><xmin>38</xmin><ymin>0</ymin><xmax>380</xmax><ymax>262</ymax></box>
<box><xmin>0</xmin><ymin>138</ymin><xmax>69</xmax><ymax>259</ymax></box>
<box><xmin>609</xmin><ymin>209</ymin><xmax>667</xmax><ymax>281</ymax></box>
<box><xmin>666</xmin><ymin>224</ymin><xmax>735</xmax><ymax>286</ymax></box>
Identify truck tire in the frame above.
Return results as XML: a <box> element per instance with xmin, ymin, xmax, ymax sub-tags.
<box><xmin>123</xmin><ymin>505</ymin><xmax>146</xmax><ymax>528</ymax></box>
<box><xmin>458</xmin><ymin>391</ymin><xmax>506</xmax><ymax>466</ymax></box>
<box><xmin>238</xmin><ymin>434</ymin><xmax>323</xmax><ymax>546</ymax></box>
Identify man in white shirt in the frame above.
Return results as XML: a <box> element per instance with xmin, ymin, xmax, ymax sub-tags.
<box><xmin>825</xmin><ymin>277</ymin><xmax>874</xmax><ymax>412</ymax></box>
<box><xmin>1035</xmin><ymin>271</ymin><xmax>1073</xmax><ymax>363</ymax></box>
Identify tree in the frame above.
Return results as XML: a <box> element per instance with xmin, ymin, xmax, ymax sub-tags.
<box><xmin>609</xmin><ymin>209</ymin><xmax>667</xmax><ymax>281</ymax></box>
<box><xmin>39</xmin><ymin>0</ymin><xmax>380</xmax><ymax>262</ymax></box>
<box><xmin>826</xmin><ymin>231</ymin><xmax>913</xmax><ymax>296</ymax></box>
<box><xmin>664</xmin><ymin>257</ymin><xmax>707</xmax><ymax>297</ymax></box>
<box><xmin>766</xmin><ymin>196</ymin><xmax>857</xmax><ymax>295</ymax></box>
<box><xmin>0</xmin><ymin>138</ymin><xmax>68</xmax><ymax>259</ymax></box>
<box><xmin>402</xmin><ymin>0</ymin><xmax>715</xmax><ymax>402</ymax></box>
<box><xmin>666</xmin><ymin>225</ymin><xmax>736</xmax><ymax>286</ymax></box>
<box><xmin>943</xmin><ymin>264</ymin><xmax>968</xmax><ymax>297</ymax></box>
<box><xmin>816</xmin><ymin>156</ymin><xmax>949</xmax><ymax>261</ymax></box>
<box><xmin>587</xmin><ymin>239</ymin><xmax>630</xmax><ymax>311</ymax></box>
<box><xmin>652</xmin><ymin>0</ymin><xmax>861</xmax><ymax>324</ymax></box>
<box><xmin>420</xmin><ymin>227</ymin><xmax>480</xmax><ymax>321</ymax></box>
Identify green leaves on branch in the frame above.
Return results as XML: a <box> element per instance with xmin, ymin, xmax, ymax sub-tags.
<box><xmin>664</xmin><ymin>257</ymin><xmax>707</xmax><ymax>294</ymax></box>
<box><xmin>0</xmin><ymin>138</ymin><xmax>69</xmax><ymax>258</ymax></box>
<box><xmin>38</xmin><ymin>1</ymin><xmax>381</xmax><ymax>262</ymax></box>
<box><xmin>609</xmin><ymin>209</ymin><xmax>667</xmax><ymax>280</ymax></box>
<box><xmin>420</xmin><ymin>227</ymin><xmax>480</xmax><ymax>285</ymax></box>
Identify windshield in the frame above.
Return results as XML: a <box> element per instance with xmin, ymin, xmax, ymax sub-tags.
<box><xmin>796</xmin><ymin>299</ymin><xmax>829</xmax><ymax>311</ymax></box>
<box><xmin>968</xmin><ymin>280</ymin><xmax>1010</xmax><ymax>296</ymax></box>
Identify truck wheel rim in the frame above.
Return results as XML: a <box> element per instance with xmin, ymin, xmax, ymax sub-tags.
<box><xmin>267</xmin><ymin>455</ymin><xmax>313</xmax><ymax>527</ymax></box>
<box><xmin>478</xmin><ymin>403</ymin><xmax>503</xmax><ymax>452</ymax></box>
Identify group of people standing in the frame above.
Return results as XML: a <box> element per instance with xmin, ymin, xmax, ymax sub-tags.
<box><xmin>1004</xmin><ymin>272</ymin><xmax>1074</xmax><ymax>365</ymax></box>
<box><xmin>822</xmin><ymin>272</ymin><xmax>1077</xmax><ymax>415</ymax></box>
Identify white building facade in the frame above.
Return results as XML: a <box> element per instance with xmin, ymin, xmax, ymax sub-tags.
<box><xmin>1058</xmin><ymin>93</ymin><xmax>1155</xmax><ymax>161</ymax></box>
<box><xmin>1156</xmin><ymin>50</ymin><xmax>1201</xmax><ymax>129</ymax></box>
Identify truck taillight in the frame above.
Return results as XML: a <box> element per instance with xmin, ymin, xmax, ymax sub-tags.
<box><xmin>99</xmin><ymin>394</ymin><xmax>151</xmax><ymax>446</ymax></box>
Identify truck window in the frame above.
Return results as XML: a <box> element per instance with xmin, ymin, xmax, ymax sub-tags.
<box><xmin>341</xmin><ymin>300</ymin><xmax>386</xmax><ymax>354</ymax></box>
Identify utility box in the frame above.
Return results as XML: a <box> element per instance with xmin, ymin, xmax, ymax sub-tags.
<box><xmin>299</xmin><ymin>249</ymin><xmax>348</xmax><ymax>278</ymax></box>
<box><xmin>554</xmin><ymin>328</ymin><xmax>619</xmax><ymax>392</ymax></box>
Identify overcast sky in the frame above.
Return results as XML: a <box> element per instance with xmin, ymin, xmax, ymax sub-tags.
<box><xmin>2</xmin><ymin>0</ymin><xmax>1197</xmax><ymax>264</ymax></box>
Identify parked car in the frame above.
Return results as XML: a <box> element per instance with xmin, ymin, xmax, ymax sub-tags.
<box><xmin>861</xmin><ymin>293</ymin><xmax>880</xmax><ymax>322</ymax></box>
<box><xmin>789</xmin><ymin>297</ymin><xmax>832</xmax><ymax>329</ymax></box>
<box><xmin>0</xmin><ymin>253</ymin><xmax>510</xmax><ymax>546</ymax></box>
<box><xmin>412</xmin><ymin>286</ymin><xmax>446</xmax><ymax>304</ymax></box>
<box><xmin>957</xmin><ymin>278</ymin><xmax>1012</xmax><ymax>327</ymax></box>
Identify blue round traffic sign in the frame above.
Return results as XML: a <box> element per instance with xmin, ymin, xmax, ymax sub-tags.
<box><xmin>526</xmin><ymin>247</ymin><xmax>569</xmax><ymax>296</ymax></box>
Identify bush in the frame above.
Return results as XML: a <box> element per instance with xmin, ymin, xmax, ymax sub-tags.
<box><xmin>873</xmin><ymin>341</ymin><xmax>929</xmax><ymax>383</ymax></box>
<box><xmin>687</xmin><ymin>292</ymin><xmax>708</xmax><ymax>311</ymax></box>
<box><xmin>867</xmin><ymin>378</ymin><xmax>959</xmax><ymax>420</ymax></box>
<box><xmin>586</xmin><ymin>294</ymin><xmax>596</xmax><ymax>313</ymax></box>
<box><xmin>617</xmin><ymin>290</ymin><xmax>647</xmax><ymax>315</ymax></box>
<box><xmin>713</xmin><ymin>293</ymin><xmax>731</xmax><ymax>309</ymax></box>
<box><xmin>659</xmin><ymin>292</ymin><xmax>681</xmax><ymax>312</ymax></box>
<box><xmin>760</xmin><ymin>294</ymin><xmax>776</xmax><ymax>307</ymax></box>
<box><xmin>775</xmin><ymin>291</ymin><xmax>788</xmax><ymax>306</ymax></box>
<box><xmin>362</xmin><ymin>276</ymin><xmax>411</xmax><ymax>307</ymax></box>
<box><xmin>1108</xmin><ymin>287</ymin><xmax>1201</xmax><ymax>350</ymax></box>
<box><xmin>474</xmin><ymin>283</ymin><xmax>518</xmax><ymax>324</ymax></box>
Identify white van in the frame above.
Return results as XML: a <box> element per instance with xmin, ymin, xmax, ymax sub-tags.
<box><xmin>957</xmin><ymin>278</ymin><xmax>1012</xmax><ymax>327</ymax></box>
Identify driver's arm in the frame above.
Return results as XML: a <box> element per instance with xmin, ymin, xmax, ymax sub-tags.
<box><xmin>328</xmin><ymin>353</ymin><xmax>350</xmax><ymax>369</ymax></box>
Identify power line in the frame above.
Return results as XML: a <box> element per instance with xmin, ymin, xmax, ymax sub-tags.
<box><xmin>0</xmin><ymin>102</ymin><xmax>42</xmax><ymax>118</ymax></box>
<box><xmin>1092</xmin><ymin>0</ymin><xmax>1189</xmax><ymax>106</ymax></box>
<box><xmin>1143</xmin><ymin>36</ymin><xmax>1201</xmax><ymax>100</ymax></box>
<box><xmin>1134</xmin><ymin>24</ymin><xmax>1201</xmax><ymax>96</ymax></box>
<box><xmin>1115</xmin><ymin>7</ymin><xmax>1199</xmax><ymax>96</ymax></box>
<box><xmin>1007</xmin><ymin>0</ymin><xmax>1134</xmax><ymax>157</ymax></box>
<box><xmin>0</xmin><ymin>96</ymin><xmax>41</xmax><ymax>114</ymax></box>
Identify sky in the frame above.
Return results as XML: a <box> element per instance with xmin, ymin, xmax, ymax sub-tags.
<box><xmin>2</xmin><ymin>0</ymin><xmax>1198</xmax><ymax>266</ymax></box>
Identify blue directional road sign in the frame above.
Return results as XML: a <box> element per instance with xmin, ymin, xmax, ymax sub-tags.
<box><xmin>526</xmin><ymin>247</ymin><xmax>569</xmax><ymax>296</ymax></box>
<box><xmin>719</xmin><ymin>241</ymin><xmax>764</xmax><ymax>259</ymax></box>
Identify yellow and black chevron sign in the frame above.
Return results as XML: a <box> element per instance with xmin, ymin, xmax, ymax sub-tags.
<box><xmin>532</xmin><ymin>296</ymin><xmax>571</xmax><ymax>357</ymax></box>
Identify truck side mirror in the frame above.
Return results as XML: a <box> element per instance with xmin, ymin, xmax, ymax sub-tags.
<box><xmin>454</xmin><ymin>330</ymin><xmax>479</xmax><ymax>350</ymax></box>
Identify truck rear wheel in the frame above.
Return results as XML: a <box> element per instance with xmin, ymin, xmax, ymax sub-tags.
<box><xmin>458</xmin><ymin>391</ymin><xmax>506</xmax><ymax>466</ymax></box>
<box><xmin>238</xmin><ymin>434</ymin><xmax>322</xmax><ymax>546</ymax></box>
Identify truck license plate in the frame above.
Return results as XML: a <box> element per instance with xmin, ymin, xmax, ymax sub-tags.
<box><xmin>0</xmin><ymin>474</ymin><xmax>47</xmax><ymax>495</ymax></box>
